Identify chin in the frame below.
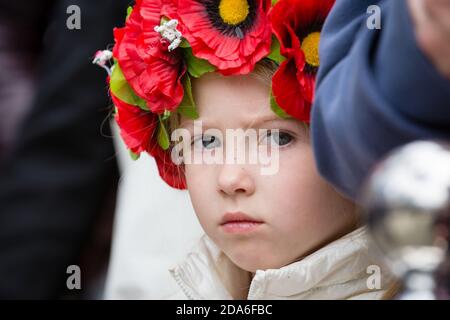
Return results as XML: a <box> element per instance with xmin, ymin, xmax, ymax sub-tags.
<box><xmin>226</xmin><ymin>249</ymin><xmax>282</xmax><ymax>273</ymax></box>
<box><xmin>218</xmin><ymin>237</ymin><xmax>290</xmax><ymax>272</ymax></box>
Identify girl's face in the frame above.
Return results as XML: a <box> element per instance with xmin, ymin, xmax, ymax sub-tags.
<box><xmin>181</xmin><ymin>72</ymin><xmax>356</xmax><ymax>272</ymax></box>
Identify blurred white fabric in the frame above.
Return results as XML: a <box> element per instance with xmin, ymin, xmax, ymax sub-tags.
<box><xmin>104</xmin><ymin>122</ymin><xmax>203</xmax><ymax>299</ymax></box>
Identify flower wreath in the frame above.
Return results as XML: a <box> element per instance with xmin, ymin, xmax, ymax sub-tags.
<box><xmin>94</xmin><ymin>0</ymin><xmax>335</xmax><ymax>189</ymax></box>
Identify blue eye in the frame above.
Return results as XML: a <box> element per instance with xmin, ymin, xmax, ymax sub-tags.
<box><xmin>193</xmin><ymin>135</ymin><xmax>221</xmax><ymax>150</ymax></box>
<box><xmin>263</xmin><ymin>130</ymin><xmax>294</xmax><ymax>147</ymax></box>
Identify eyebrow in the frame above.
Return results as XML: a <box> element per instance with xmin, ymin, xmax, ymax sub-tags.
<box><xmin>180</xmin><ymin>115</ymin><xmax>294</xmax><ymax>129</ymax></box>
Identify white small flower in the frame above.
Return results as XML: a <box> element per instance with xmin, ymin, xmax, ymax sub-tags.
<box><xmin>92</xmin><ymin>49</ymin><xmax>113</xmax><ymax>76</ymax></box>
<box><xmin>92</xmin><ymin>50</ymin><xmax>113</xmax><ymax>66</ymax></box>
<box><xmin>154</xmin><ymin>19</ymin><xmax>183</xmax><ymax>52</ymax></box>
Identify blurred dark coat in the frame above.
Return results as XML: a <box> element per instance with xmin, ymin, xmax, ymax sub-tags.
<box><xmin>0</xmin><ymin>0</ymin><xmax>129</xmax><ymax>299</ymax></box>
<box><xmin>312</xmin><ymin>0</ymin><xmax>450</xmax><ymax>200</ymax></box>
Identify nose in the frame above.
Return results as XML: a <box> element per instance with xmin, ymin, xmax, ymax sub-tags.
<box><xmin>217</xmin><ymin>164</ymin><xmax>256</xmax><ymax>197</ymax></box>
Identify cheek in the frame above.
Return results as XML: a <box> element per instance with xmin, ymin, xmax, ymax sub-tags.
<box><xmin>265</xmin><ymin>144</ymin><xmax>320</xmax><ymax>205</ymax></box>
<box><xmin>261</xmin><ymin>145</ymin><xmax>336</xmax><ymax>235</ymax></box>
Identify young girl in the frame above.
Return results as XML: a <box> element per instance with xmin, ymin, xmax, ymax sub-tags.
<box><xmin>98</xmin><ymin>0</ymin><xmax>397</xmax><ymax>299</ymax></box>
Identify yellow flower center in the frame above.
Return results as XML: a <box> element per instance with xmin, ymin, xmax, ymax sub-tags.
<box><xmin>219</xmin><ymin>0</ymin><xmax>250</xmax><ymax>25</ymax></box>
<box><xmin>301</xmin><ymin>32</ymin><xmax>321</xmax><ymax>67</ymax></box>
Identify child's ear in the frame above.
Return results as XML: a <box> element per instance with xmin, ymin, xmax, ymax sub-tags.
<box><xmin>154</xmin><ymin>151</ymin><xmax>187</xmax><ymax>190</ymax></box>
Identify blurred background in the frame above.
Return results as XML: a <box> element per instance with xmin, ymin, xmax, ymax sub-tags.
<box><xmin>0</xmin><ymin>0</ymin><xmax>126</xmax><ymax>299</ymax></box>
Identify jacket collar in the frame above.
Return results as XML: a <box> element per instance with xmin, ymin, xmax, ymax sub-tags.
<box><xmin>169</xmin><ymin>227</ymin><xmax>393</xmax><ymax>299</ymax></box>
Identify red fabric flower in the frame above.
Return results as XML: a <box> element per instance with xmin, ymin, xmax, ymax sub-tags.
<box><xmin>113</xmin><ymin>0</ymin><xmax>186</xmax><ymax>114</ymax></box>
<box><xmin>270</xmin><ymin>0</ymin><xmax>335</xmax><ymax>122</ymax></box>
<box><xmin>153</xmin><ymin>146</ymin><xmax>187</xmax><ymax>190</ymax></box>
<box><xmin>111</xmin><ymin>91</ymin><xmax>159</xmax><ymax>156</ymax></box>
<box><xmin>175</xmin><ymin>0</ymin><xmax>272</xmax><ymax>75</ymax></box>
<box><xmin>112</xmin><ymin>92</ymin><xmax>186</xmax><ymax>189</ymax></box>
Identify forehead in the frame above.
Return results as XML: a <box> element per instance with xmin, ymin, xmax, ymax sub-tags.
<box><xmin>188</xmin><ymin>72</ymin><xmax>274</xmax><ymax>128</ymax></box>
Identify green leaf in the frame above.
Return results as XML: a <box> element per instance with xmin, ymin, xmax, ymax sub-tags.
<box><xmin>177</xmin><ymin>74</ymin><xmax>199</xmax><ymax>119</ymax></box>
<box><xmin>271</xmin><ymin>0</ymin><xmax>279</xmax><ymax>6</ymax></box>
<box><xmin>126</xmin><ymin>6</ymin><xmax>133</xmax><ymax>20</ymax></box>
<box><xmin>162</xmin><ymin>110</ymin><xmax>171</xmax><ymax>121</ymax></box>
<box><xmin>157</xmin><ymin>116</ymin><xmax>170</xmax><ymax>150</ymax></box>
<box><xmin>183</xmin><ymin>47</ymin><xmax>216</xmax><ymax>78</ymax></box>
<box><xmin>267</xmin><ymin>36</ymin><xmax>286</xmax><ymax>64</ymax></box>
<box><xmin>110</xmin><ymin>63</ymin><xmax>149</xmax><ymax>111</ymax></box>
<box><xmin>270</xmin><ymin>91</ymin><xmax>291</xmax><ymax>119</ymax></box>
<box><xmin>177</xmin><ymin>104</ymin><xmax>198</xmax><ymax>119</ymax></box>
<box><xmin>180</xmin><ymin>38</ymin><xmax>191</xmax><ymax>48</ymax></box>
<box><xmin>160</xmin><ymin>16</ymin><xmax>170</xmax><ymax>25</ymax></box>
<box><xmin>129</xmin><ymin>150</ymin><xmax>140</xmax><ymax>161</ymax></box>
<box><xmin>179</xmin><ymin>38</ymin><xmax>191</xmax><ymax>48</ymax></box>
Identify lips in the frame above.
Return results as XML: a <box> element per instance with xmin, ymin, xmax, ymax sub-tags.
<box><xmin>220</xmin><ymin>212</ymin><xmax>264</xmax><ymax>233</ymax></box>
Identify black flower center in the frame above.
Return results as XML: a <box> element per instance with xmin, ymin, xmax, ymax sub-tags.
<box><xmin>203</xmin><ymin>0</ymin><xmax>257</xmax><ymax>39</ymax></box>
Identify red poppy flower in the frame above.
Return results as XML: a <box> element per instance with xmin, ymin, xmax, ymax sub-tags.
<box><xmin>113</xmin><ymin>0</ymin><xmax>186</xmax><ymax>114</ymax></box>
<box><xmin>270</xmin><ymin>0</ymin><xmax>335</xmax><ymax>122</ymax></box>
<box><xmin>153</xmin><ymin>145</ymin><xmax>187</xmax><ymax>189</ymax></box>
<box><xmin>175</xmin><ymin>0</ymin><xmax>272</xmax><ymax>75</ymax></box>
<box><xmin>112</xmin><ymin>92</ymin><xmax>186</xmax><ymax>189</ymax></box>
<box><xmin>111</xmin><ymin>91</ymin><xmax>159</xmax><ymax>155</ymax></box>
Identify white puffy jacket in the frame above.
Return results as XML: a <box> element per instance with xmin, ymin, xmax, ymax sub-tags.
<box><xmin>167</xmin><ymin>227</ymin><xmax>396</xmax><ymax>300</ymax></box>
